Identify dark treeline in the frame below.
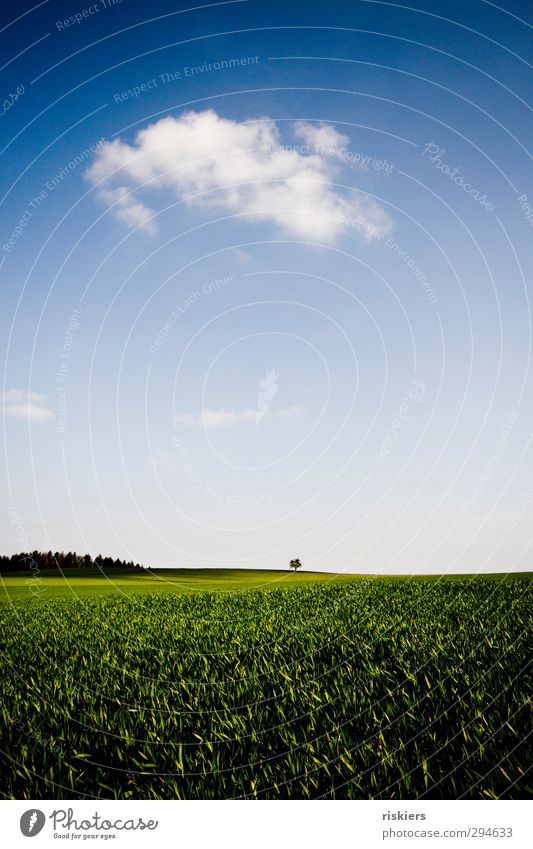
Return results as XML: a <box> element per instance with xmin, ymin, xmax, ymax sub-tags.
<box><xmin>0</xmin><ymin>551</ymin><xmax>146</xmax><ymax>573</ymax></box>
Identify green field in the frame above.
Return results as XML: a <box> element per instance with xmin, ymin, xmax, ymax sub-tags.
<box><xmin>0</xmin><ymin>567</ymin><xmax>364</xmax><ymax>601</ymax></box>
<box><xmin>0</xmin><ymin>566</ymin><xmax>501</xmax><ymax>601</ymax></box>
<box><xmin>0</xmin><ymin>570</ymin><xmax>531</xmax><ymax>799</ymax></box>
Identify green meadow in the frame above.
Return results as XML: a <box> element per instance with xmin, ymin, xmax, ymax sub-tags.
<box><xmin>1</xmin><ymin>567</ymin><xmax>367</xmax><ymax>601</ymax></box>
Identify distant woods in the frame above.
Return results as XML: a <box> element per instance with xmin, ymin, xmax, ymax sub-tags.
<box><xmin>0</xmin><ymin>551</ymin><xmax>145</xmax><ymax>573</ymax></box>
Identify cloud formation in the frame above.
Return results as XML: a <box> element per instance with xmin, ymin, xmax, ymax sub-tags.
<box><xmin>293</xmin><ymin>120</ymin><xmax>349</xmax><ymax>152</ymax></box>
<box><xmin>174</xmin><ymin>406</ymin><xmax>305</xmax><ymax>428</ymax></box>
<box><xmin>276</xmin><ymin>404</ymin><xmax>305</xmax><ymax>419</ymax></box>
<box><xmin>86</xmin><ymin>110</ymin><xmax>391</xmax><ymax>242</ymax></box>
<box><xmin>2</xmin><ymin>389</ymin><xmax>53</xmax><ymax>422</ymax></box>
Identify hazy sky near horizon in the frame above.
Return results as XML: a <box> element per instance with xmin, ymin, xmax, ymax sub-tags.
<box><xmin>1</xmin><ymin>0</ymin><xmax>532</xmax><ymax>573</ymax></box>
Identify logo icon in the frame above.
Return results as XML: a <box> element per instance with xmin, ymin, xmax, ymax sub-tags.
<box><xmin>20</xmin><ymin>810</ymin><xmax>46</xmax><ymax>837</ymax></box>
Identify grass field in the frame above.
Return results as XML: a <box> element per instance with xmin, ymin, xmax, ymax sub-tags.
<box><xmin>0</xmin><ymin>566</ymin><xmax>507</xmax><ymax>601</ymax></box>
<box><xmin>0</xmin><ymin>567</ymin><xmax>364</xmax><ymax>601</ymax></box>
<box><xmin>0</xmin><ymin>569</ymin><xmax>531</xmax><ymax>799</ymax></box>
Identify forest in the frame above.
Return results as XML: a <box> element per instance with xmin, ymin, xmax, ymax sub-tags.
<box><xmin>0</xmin><ymin>551</ymin><xmax>145</xmax><ymax>573</ymax></box>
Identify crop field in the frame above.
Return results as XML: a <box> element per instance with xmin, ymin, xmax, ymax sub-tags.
<box><xmin>0</xmin><ymin>573</ymin><xmax>530</xmax><ymax>799</ymax></box>
<box><xmin>0</xmin><ymin>567</ymin><xmax>362</xmax><ymax>601</ymax></box>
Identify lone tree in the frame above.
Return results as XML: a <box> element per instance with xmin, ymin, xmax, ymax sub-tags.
<box><xmin>289</xmin><ymin>558</ymin><xmax>302</xmax><ymax>572</ymax></box>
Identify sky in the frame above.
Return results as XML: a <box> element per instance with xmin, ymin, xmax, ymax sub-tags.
<box><xmin>1</xmin><ymin>0</ymin><xmax>532</xmax><ymax>573</ymax></box>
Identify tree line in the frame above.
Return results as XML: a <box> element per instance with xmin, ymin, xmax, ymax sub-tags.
<box><xmin>0</xmin><ymin>551</ymin><xmax>146</xmax><ymax>573</ymax></box>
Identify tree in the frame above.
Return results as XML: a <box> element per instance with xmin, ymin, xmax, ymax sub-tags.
<box><xmin>289</xmin><ymin>558</ymin><xmax>302</xmax><ymax>572</ymax></box>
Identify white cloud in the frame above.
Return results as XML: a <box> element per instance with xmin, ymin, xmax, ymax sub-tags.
<box><xmin>98</xmin><ymin>186</ymin><xmax>157</xmax><ymax>235</ymax></box>
<box><xmin>2</xmin><ymin>389</ymin><xmax>53</xmax><ymax>422</ymax></box>
<box><xmin>200</xmin><ymin>408</ymin><xmax>256</xmax><ymax>428</ymax></box>
<box><xmin>173</xmin><ymin>413</ymin><xmax>196</xmax><ymax>427</ymax></box>
<box><xmin>174</xmin><ymin>409</ymin><xmax>249</xmax><ymax>428</ymax></box>
<box><xmin>232</xmin><ymin>247</ymin><xmax>252</xmax><ymax>264</ymax></box>
<box><xmin>277</xmin><ymin>405</ymin><xmax>305</xmax><ymax>419</ymax></box>
<box><xmin>86</xmin><ymin>110</ymin><xmax>391</xmax><ymax>242</ymax></box>
<box><xmin>293</xmin><ymin>121</ymin><xmax>349</xmax><ymax>153</ymax></box>
<box><xmin>174</xmin><ymin>405</ymin><xmax>305</xmax><ymax>428</ymax></box>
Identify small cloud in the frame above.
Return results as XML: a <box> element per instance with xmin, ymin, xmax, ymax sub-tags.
<box><xmin>232</xmin><ymin>248</ymin><xmax>252</xmax><ymax>264</ymax></box>
<box><xmin>201</xmin><ymin>409</ymin><xmax>237</xmax><ymax>428</ymax></box>
<box><xmin>277</xmin><ymin>405</ymin><xmax>305</xmax><ymax>419</ymax></box>
<box><xmin>2</xmin><ymin>389</ymin><xmax>53</xmax><ymax>422</ymax></box>
<box><xmin>98</xmin><ymin>186</ymin><xmax>157</xmax><ymax>235</ymax></box>
<box><xmin>174</xmin><ymin>404</ymin><xmax>305</xmax><ymax>429</ymax></box>
<box><xmin>174</xmin><ymin>409</ymin><xmax>255</xmax><ymax>428</ymax></box>
<box><xmin>7</xmin><ymin>405</ymin><xmax>53</xmax><ymax>421</ymax></box>
<box><xmin>200</xmin><ymin>408</ymin><xmax>256</xmax><ymax>428</ymax></box>
<box><xmin>174</xmin><ymin>413</ymin><xmax>196</xmax><ymax>427</ymax></box>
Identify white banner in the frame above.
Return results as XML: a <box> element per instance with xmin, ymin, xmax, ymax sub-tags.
<box><xmin>2</xmin><ymin>800</ymin><xmax>530</xmax><ymax>848</ymax></box>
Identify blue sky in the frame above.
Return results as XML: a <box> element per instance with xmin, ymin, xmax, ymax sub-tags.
<box><xmin>1</xmin><ymin>0</ymin><xmax>532</xmax><ymax>572</ymax></box>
